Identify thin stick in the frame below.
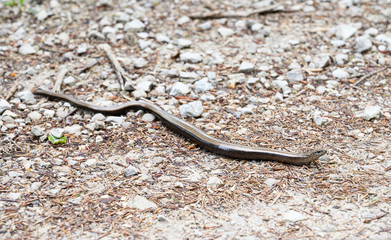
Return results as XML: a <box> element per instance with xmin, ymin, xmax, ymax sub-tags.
<box><xmin>98</xmin><ymin>43</ymin><xmax>134</xmax><ymax>91</ymax></box>
<box><xmin>53</xmin><ymin>67</ymin><xmax>68</xmax><ymax>93</ymax></box>
<box><xmin>353</xmin><ymin>65</ymin><xmax>390</xmax><ymax>86</ymax></box>
<box><xmin>189</xmin><ymin>4</ymin><xmax>293</xmax><ymax>20</ymax></box>
<box><xmin>6</xmin><ymin>80</ymin><xmax>19</xmax><ymax>100</ymax></box>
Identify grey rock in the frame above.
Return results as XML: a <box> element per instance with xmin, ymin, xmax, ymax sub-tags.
<box><xmin>63</xmin><ymin>76</ymin><xmax>76</xmax><ymax>86</ymax></box>
<box><xmin>167</xmin><ymin>69</ymin><xmax>179</xmax><ymax>78</ymax></box>
<box><xmin>207</xmin><ymin>71</ymin><xmax>216</xmax><ymax>80</ymax></box>
<box><xmin>102</xmin><ymin>26</ymin><xmax>116</xmax><ymax>35</ymax></box>
<box><xmin>19</xmin><ymin>43</ymin><xmax>36</xmax><ymax>55</ymax></box>
<box><xmin>286</xmin><ymin>69</ymin><xmax>303</xmax><ymax>83</ymax></box>
<box><xmin>375</xmin><ymin>34</ymin><xmax>391</xmax><ymax>44</ymax></box>
<box><xmin>332</xmin><ymin>68</ymin><xmax>349</xmax><ymax>79</ymax></box>
<box><xmin>131</xmin><ymin>90</ymin><xmax>147</xmax><ymax>99</ymax></box>
<box><xmin>335</xmin><ymin>54</ymin><xmax>348</xmax><ymax>65</ymax></box>
<box><xmin>218</xmin><ymin>27</ymin><xmax>234</xmax><ymax>38</ymax></box>
<box><xmin>106</xmin><ymin>116</ymin><xmax>125</xmax><ymax>125</ymax></box>
<box><xmin>313</xmin><ymin>54</ymin><xmax>331</xmax><ymax>68</ymax></box>
<box><xmin>238</xmin><ymin>61</ymin><xmax>255</xmax><ymax>73</ymax></box>
<box><xmin>137</xmin><ymin>81</ymin><xmax>153</xmax><ymax>92</ymax></box>
<box><xmin>56</xmin><ymin>107</ymin><xmax>69</xmax><ymax>118</ymax></box>
<box><xmin>28</xmin><ymin>111</ymin><xmax>42</xmax><ymax>121</ymax></box>
<box><xmin>274</xmin><ymin>92</ymin><xmax>284</xmax><ymax>102</ymax></box>
<box><xmin>31</xmin><ymin>126</ymin><xmax>45</xmax><ymax>137</ymax></box>
<box><xmin>127</xmin><ymin>195</ymin><xmax>157</xmax><ymax>210</ymax></box>
<box><xmin>169</xmin><ymin>82</ymin><xmax>190</xmax><ymax>96</ymax></box>
<box><xmin>283</xmin><ymin>210</ymin><xmax>306</xmax><ymax>222</ymax></box>
<box><xmin>0</xmin><ymin>99</ymin><xmax>11</xmax><ymax>114</ymax></box>
<box><xmin>264</xmin><ymin>178</ymin><xmax>278</xmax><ymax>187</ymax></box>
<box><xmin>313</xmin><ymin>111</ymin><xmax>325</xmax><ymax>126</ymax></box>
<box><xmin>363</xmin><ymin>106</ymin><xmax>381</xmax><ymax>120</ymax></box>
<box><xmin>156</xmin><ymin>34</ymin><xmax>170</xmax><ymax>43</ymax></box>
<box><xmin>31</xmin><ymin>182</ymin><xmax>42</xmax><ymax>191</ymax></box>
<box><xmin>198</xmin><ymin>21</ymin><xmax>212</xmax><ymax>30</ymax></box>
<box><xmin>179</xmin><ymin>101</ymin><xmax>204</xmax><ymax>117</ymax></box>
<box><xmin>180</xmin><ymin>52</ymin><xmax>202</xmax><ymax>63</ymax></box>
<box><xmin>138</xmin><ymin>39</ymin><xmax>151</xmax><ymax>49</ymax></box>
<box><xmin>177</xmin><ymin>38</ymin><xmax>192</xmax><ymax>49</ymax></box>
<box><xmin>142</xmin><ymin>113</ymin><xmax>155</xmax><ymax>122</ymax></box>
<box><xmin>64</xmin><ymin>125</ymin><xmax>82</xmax><ymax>135</ymax></box>
<box><xmin>92</xmin><ymin>113</ymin><xmax>105</xmax><ymax>122</ymax></box>
<box><xmin>335</xmin><ymin>24</ymin><xmax>358</xmax><ymax>40</ymax></box>
<box><xmin>134</xmin><ymin>57</ymin><xmax>147</xmax><ymax>68</ymax></box>
<box><xmin>50</xmin><ymin>128</ymin><xmax>64</xmax><ymax>138</ymax></box>
<box><xmin>271</xmin><ymin>80</ymin><xmax>288</xmax><ymax>89</ymax></box>
<box><xmin>180</xmin><ymin>72</ymin><xmax>199</xmax><ymax>81</ymax></box>
<box><xmin>77</xmin><ymin>43</ymin><xmax>88</xmax><ymax>55</ymax></box>
<box><xmin>2</xmin><ymin>115</ymin><xmax>14</xmax><ymax>123</ymax></box>
<box><xmin>124</xmin><ymin>19</ymin><xmax>145</xmax><ymax>31</ymax></box>
<box><xmin>124</xmin><ymin>165</ymin><xmax>139</xmax><ymax>177</ymax></box>
<box><xmin>194</xmin><ymin>78</ymin><xmax>213</xmax><ymax>93</ymax></box>
<box><xmin>44</xmin><ymin>109</ymin><xmax>55</xmax><ymax>118</ymax></box>
<box><xmin>8</xmin><ymin>192</ymin><xmax>21</xmax><ymax>200</ymax></box>
<box><xmin>177</xmin><ymin>16</ymin><xmax>190</xmax><ymax>25</ymax></box>
<box><xmin>355</xmin><ymin>36</ymin><xmax>372</xmax><ymax>53</ymax></box>
<box><xmin>365</xmin><ymin>27</ymin><xmax>378</xmax><ymax>36</ymax></box>
<box><xmin>200</xmin><ymin>93</ymin><xmax>216</xmax><ymax>102</ymax></box>
<box><xmin>207</xmin><ymin>176</ymin><xmax>222</xmax><ymax>186</ymax></box>
<box><xmin>330</xmin><ymin>39</ymin><xmax>346</xmax><ymax>47</ymax></box>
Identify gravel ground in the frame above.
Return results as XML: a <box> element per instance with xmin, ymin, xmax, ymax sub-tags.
<box><xmin>1</xmin><ymin>0</ymin><xmax>391</xmax><ymax>239</ymax></box>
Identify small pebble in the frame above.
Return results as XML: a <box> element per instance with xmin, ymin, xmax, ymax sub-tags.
<box><xmin>363</xmin><ymin>106</ymin><xmax>381</xmax><ymax>120</ymax></box>
<box><xmin>124</xmin><ymin>165</ymin><xmax>139</xmax><ymax>177</ymax></box>
<box><xmin>50</xmin><ymin>128</ymin><xmax>65</xmax><ymax>138</ymax></box>
<box><xmin>332</xmin><ymin>68</ymin><xmax>349</xmax><ymax>79</ymax></box>
<box><xmin>169</xmin><ymin>82</ymin><xmax>190</xmax><ymax>96</ymax></box>
<box><xmin>28</xmin><ymin>111</ymin><xmax>42</xmax><ymax>121</ymax></box>
<box><xmin>180</xmin><ymin>52</ymin><xmax>202</xmax><ymax>63</ymax></box>
<box><xmin>124</xmin><ymin>19</ymin><xmax>145</xmax><ymax>31</ymax></box>
<box><xmin>19</xmin><ymin>43</ymin><xmax>36</xmax><ymax>55</ymax></box>
<box><xmin>238</xmin><ymin>61</ymin><xmax>255</xmax><ymax>73</ymax></box>
<box><xmin>179</xmin><ymin>101</ymin><xmax>204</xmax><ymax>117</ymax></box>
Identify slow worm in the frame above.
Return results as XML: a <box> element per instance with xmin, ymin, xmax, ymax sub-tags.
<box><xmin>33</xmin><ymin>89</ymin><xmax>326</xmax><ymax>165</ymax></box>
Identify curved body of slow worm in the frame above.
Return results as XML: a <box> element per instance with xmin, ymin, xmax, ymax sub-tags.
<box><xmin>33</xmin><ymin>89</ymin><xmax>326</xmax><ymax>165</ymax></box>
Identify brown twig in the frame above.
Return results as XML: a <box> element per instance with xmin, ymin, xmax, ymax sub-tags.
<box><xmin>353</xmin><ymin>65</ymin><xmax>390</xmax><ymax>86</ymax></box>
<box><xmin>98</xmin><ymin>43</ymin><xmax>134</xmax><ymax>91</ymax></box>
<box><xmin>189</xmin><ymin>4</ymin><xmax>292</xmax><ymax>20</ymax></box>
<box><xmin>5</xmin><ymin>80</ymin><xmax>19</xmax><ymax>100</ymax></box>
<box><xmin>363</xmin><ymin>212</ymin><xmax>388</xmax><ymax>223</ymax></box>
<box><xmin>53</xmin><ymin>67</ymin><xmax>69</xmax><ymax>93</ymax></box>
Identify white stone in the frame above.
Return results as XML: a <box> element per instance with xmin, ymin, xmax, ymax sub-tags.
<box><xmin>286</xmin><ymin>69</ymin><xmax>303</xmax><ymax>83</ymax></box>
<box><xmin>218</xmin><ymin>27</ymin><xmax>234</xmax><ymax>38</ymax></box>
<box><xmin>106</xmin><ymin>116</ymin><xmax>125</xmax><ymax>124</ymax></box>
<box><xmin>179</xmin><ymin>101</ymin><xmax>204</xmax><ymax>117</ymax></box>
<box><xmin>313</xmin><ymin>111</ymin><xmax>325</xmax><ymax>126</ymax></box>
<box><xmin>363</xmin><ymin>106</ymin><xmax>381</xmax><ymax>120</ymax></box>
<box><xmin>207</xmin><ymin>176</ymin><xmax>223</xmax><ymax>186</ymax></box>
<box><xmin>28</xmin><ymin>111</ymin><xmax>42</xmax><ymax>121</ymax></box>
<box><xmin>355</xmin><ymin>36</ymin><xmax>372</xmax><ymax>53</ymax></box>
<box><xmin>180</xmin><ymin>52</ymin><xmax>202</xmax><ymax>63</ymax></box>
<box><xmin>8</xmin><ymin>192</ymin><xmax>21</xmax><ymax>200</ymax></box>
<box><xmin>124</xmin><ymin>165</ymin><xmax>139</xmax><ymax>177</ymax></box>
<box><xmin>156</xmin><ymin>34</ymin><xmax>170</xmax><ymax>43</ymax></box>
<box><xmin>332</xmin><ymin>68</ymin><xmax>349</xmax><ymax>79</ymax></box>
<box><xmin>169</xmin><ymin>82</ymin><xmax>190</xmax><ymax>96</ymax></box>
<box><xmin>137</xmin><ymin>81</ymin><xmax>153</xmax><ymax>92</ymax></box>
<box><xmin>283</xmin><ymin>210</ymin><xmax>306</xmax><ymax>222</ymax></box>
<box><xmin>124</xmin><ymin>19</ymin><xmax>145</xmax><ymax>31</ymax></box>
<box><xmin>0</xmin><ymin>99</ymin><xmax>11</xmax><ymax>114</ymax></box>
<box><xmin>238</xmin><ymin>61</ymin><xmax>255</xmax><ymax>73</ymax></box>
<box><xmin>131</xmin><ymin>90</ymin><xmax>147</xmax><ymax>99</ymax></box>
<box><xmin>31</xmin><ymin>126</ymin><xmax>45</xmax><ymax>136</ymax></box>
<box><xmin>264</xmin><ymin>178</ymin><xmax>278</xmax><ymax>187</ymax></box>
<box><xmin>335</xmin><ymin>24</ymin><xmax>358</xmax><ymax>40</ymax></box>
<box><xmin>335</xmin><ymin>54</ymin><xmax>348</xmax><ymax>65</ymax></box>
<box><xmin>142</xmin><ymin>113</ymin><xmax>155</xmax><ymax>122</ymax></box>
<box><xmin>50</xmin><ymin>128</ymin><xmax>64</xmax><ymax>138</ymax></box>
<box><xmin>31</xmin><ymin>182</ymin><xmax>42</xmax><ymax>191</ymax></box>
<box><xmin>194</xmin><ymin>78</ymin><xmax>213</xmax><ymax>93</ymax></box>
<box><xmin>127</xmin><ymin>195</ymin><xmax>157</xmax><ymax>210</ymax></box>
<box><xmin>64</xmin><ymin>76</ymin><xmax>76</xmax><ymax>86</ymax></box>
<box><xmin>19</xmin><ymin>43</ymin><xmax>36</xmax><ymax>55</ymax></box>
<box><xmin>134</xmin><ymin>57</ymin><xmax>147</xmax><ymax>68</ymax></box>
<box><xmin>177</xmin><ymin>16</ymin><xmax>190</xmax><ymax>25</ymax></box>
<box><xmin>177</xmin><ymin>38</ymin><xmax>192</xmax><ymax>49</ymax></box>
<box><xmin>64</xmin><ymin>125</ymin><xmax>82</xmax><ymax>135</ymax></box>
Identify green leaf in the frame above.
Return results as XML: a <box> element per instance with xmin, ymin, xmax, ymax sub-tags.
<box><xmin>48</xmin><ymin>134</ymin><xmax>67</xmax><ymax>144</ymax></box>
